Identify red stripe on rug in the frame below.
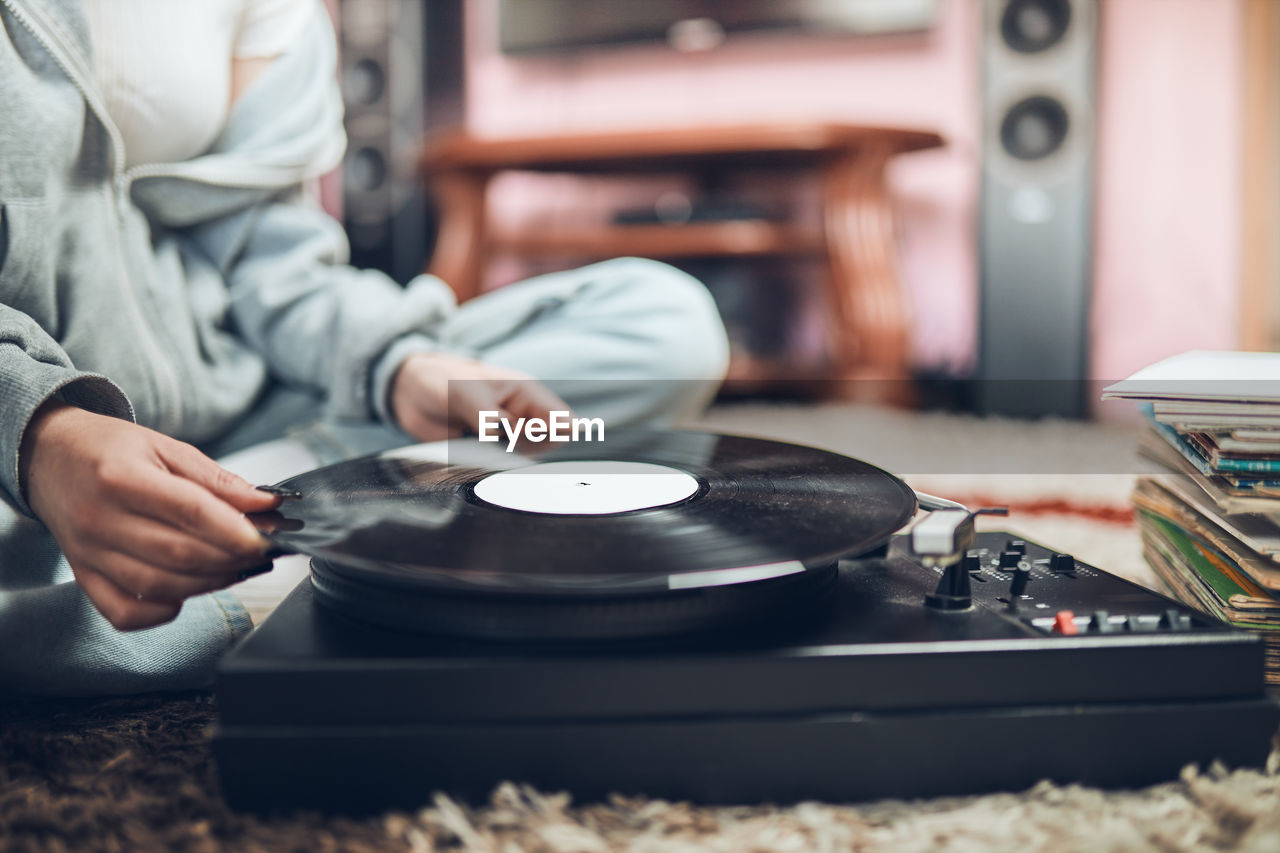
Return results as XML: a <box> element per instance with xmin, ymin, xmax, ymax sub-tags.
<box><xmin>938</xmin><ymin>496</ymin><xmax>1135</xmax><ymax>525</ymax></box>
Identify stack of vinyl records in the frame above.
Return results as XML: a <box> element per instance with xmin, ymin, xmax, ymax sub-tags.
<box><xmin>1104</xmin><ymin>351</ymin><xmax>1280</xmax><ymax>684</ymax></box>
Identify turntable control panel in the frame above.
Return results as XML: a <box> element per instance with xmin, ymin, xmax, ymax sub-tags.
<box><xmin>927</xmin><ymin>532</ymin><xmax>1210</xmax><ymax>636</ymax></box>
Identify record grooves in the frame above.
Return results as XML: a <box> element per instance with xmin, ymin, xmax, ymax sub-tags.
<box><xmin>252</xmin><ymin>429</ymin><xmax>917</xmax><ymax>638</ymax></box>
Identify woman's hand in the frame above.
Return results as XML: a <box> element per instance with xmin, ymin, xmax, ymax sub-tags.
<box><xmin>20</xmin><ymin>402</ymin><xmax>280</xmax><ymax>631</ymax></box>
<box><xmin>389</xmin><ymin>351</ymin><xmax>570</xmax><ymax>443</ymax></box>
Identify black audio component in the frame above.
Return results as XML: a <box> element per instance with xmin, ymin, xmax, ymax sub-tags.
<box><xmin>976</xmin><ymin>0</ymin><xmax>1096</xmax><ymax>418</ymax></box>
<box><xmin>215</xmin><ymin>532</ymin><xmax>1277</xmax><ymax>813</ymax></box>
<box><xmin>337</xmin><ymin>0</ymin><xmax>463</xmax><ymax>284</ymax></box>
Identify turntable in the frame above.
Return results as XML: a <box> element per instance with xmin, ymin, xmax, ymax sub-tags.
<box><xmin>214</xmin><ymin>430</ymin><xmax>1280</xmax><ymax>813</ymax></box>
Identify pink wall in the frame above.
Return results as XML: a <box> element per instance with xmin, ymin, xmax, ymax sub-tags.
<box><xmin>1091</xmin><ymin>0</ymin><xmax>1242</xmax><ymax>384</ymax></box>
<box><xmin>463</xmin><ymin>0</ymin><xmax>1245</xmax><ymax>383</ymax></box>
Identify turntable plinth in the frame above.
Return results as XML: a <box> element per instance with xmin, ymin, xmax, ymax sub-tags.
<box><xmin>214</xmin><ymin>533</ymin><xmax>1279</xmax><ymax>813</ymax></box>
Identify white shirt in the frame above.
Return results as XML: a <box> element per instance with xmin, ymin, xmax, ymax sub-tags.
<box><xmin>84</xmin><ymin>0</ymin><xmax>314</xmax><ymax>169</ymax></box>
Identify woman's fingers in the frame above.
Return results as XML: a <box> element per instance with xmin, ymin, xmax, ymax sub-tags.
<box><xmin>71</xmin><ymin>565</ymin><xmax>184</xmax><ymax>632</ymax></box>
<box><xmin>156</xmin><ymin>438</ymin><xmax>282</xmax><ymax>514</ymax></box>
<box><xmin>446</xmin><ymin>379</ymin><xmax>513</xmax><ymax>427</ymax></box>
<box><xmin>390</xmin><ymin>351</ymin><xmax>574</xmax><ymax>440</ymax></box>
<box><xmin>447</xmin><ymin>376</ymin><xmax>570</xmax><ymax>436</ymax></box>
<box><xmin>115</xmin><ymin>465</ymin><xmax>271</xmax><ymax>558</ymax></box>
<box><xmin>83</xmin><ymin>514</ymin><xmax>272</xmax><ymax>578</ymax></box>
<box><xmin>396</xmin><ymin>403</ymin><xmax>458</xmax><ymax>443</ymax></box>
<box><xmin>21</xmin><ymin>406</ymin><xmax>278</xmax><ymax>631</ymax></box>
<box><xmin>80</xmin><ymin>547</ymin><xmax>240</xmax><ymax>602</ymax></box>
<box><xmin>501</xmin><ymin>380</ymin><xmax>572</xmax><ymax>424</ymax></box>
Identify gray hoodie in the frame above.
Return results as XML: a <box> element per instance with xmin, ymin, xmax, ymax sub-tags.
<box><xmin>0</xmin><ymin>0</ymin><xmax>456</xmax><ymax>514</ymax></box>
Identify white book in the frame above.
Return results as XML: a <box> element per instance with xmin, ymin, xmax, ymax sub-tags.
<box><xmin>1102</xmin><ymin>350</ymin><xmax>1280</xmax><ymax>403</ymax></box>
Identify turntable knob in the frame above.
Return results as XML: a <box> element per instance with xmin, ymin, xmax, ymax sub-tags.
<box><xmin>1159</xmin><ymin>608</ymin><xmax>1193</xmax><ymax>631</ymax></box>
<box><xmin>1006</xmin><ymin>539</ymin><xmax>1027</xmax><ymax>554</ymax></box>
<box><xmin>1009</xmin><ymin>565</ymin><xmax>1031</xmax><ymax>598</ymax></box>
<box><xmin>1089</xmin><ymin>610</ymin><xmax>1118</xmax><ymax>634</ymax></box>
<box><xmin>1050</xmin><ymin>553</ymin><xmax>1076</xmax><ymax>574</ymax></box>
<box><xmin>925</xmin><ymin>562</ymin><xmax>972</xmax><ymax>611</ymax></box>
<box><xmin>998</xmin><ymin>550</ymin><xmax>1021</xmax><ymax>570</ymax></box>
<box><xmin>1004</xmin><ymin>565</ymin><xmax>1032</xmax><ymax>612</ymax></box>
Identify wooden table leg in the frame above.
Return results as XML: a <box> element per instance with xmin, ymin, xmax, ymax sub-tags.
<box><xmin>426</xmin><ymin>169</ymin><xmax>489</xmax><ymax>302</ymax></box>
<box><xmin>822</xmin><ymin>145</ymin><xmax>913</xmax><ymax>396</ymax></box>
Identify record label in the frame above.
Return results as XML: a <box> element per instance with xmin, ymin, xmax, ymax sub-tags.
<box><xmin>472</xmin><ymin>461</ymin><xmax>700</xmax><ymax>515</ymax></box>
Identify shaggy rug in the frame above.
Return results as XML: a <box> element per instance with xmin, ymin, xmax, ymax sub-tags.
<box><xmin>0</xmin><ymin>692</ymin><xmax>1278</xmax><ymax>853</ymax></box>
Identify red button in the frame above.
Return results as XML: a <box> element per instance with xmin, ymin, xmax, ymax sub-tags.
<box><xmin>1053</xmin><ymin>610</ymin><xmax>1078</xmax><ymax>635</ymax></box>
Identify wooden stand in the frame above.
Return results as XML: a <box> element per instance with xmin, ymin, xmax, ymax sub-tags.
<box><xmin>422</xmin><ymin>123</ymin><xmax>944</xmax><ymax>389</ymax></box>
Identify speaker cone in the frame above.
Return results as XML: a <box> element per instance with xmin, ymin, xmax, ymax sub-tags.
<box><xmin>343</xmin><ymin>57</ymin><xmax>386</xmax><ymax>106</ymax></box>
<box><xmin>999</xmin><ymin>95</ymin><xmax>1070</xmax><ymax>161</ymax></box>
<box><xmin>346</xmin><ymin>147</ymin><xmax>388</xmax><ymax>194</ymax></box>
<box><xmin>1000</xmin><ymin>0</ymin><xmax>1071</xmax><ymax>54</ymax></box>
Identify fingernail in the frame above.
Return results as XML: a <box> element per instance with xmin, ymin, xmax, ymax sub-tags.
<box><xmin>239</xmin><ymin>523</ymin><xmax>274</xmax><ymax>554</ymax></box>
<box><xmin>236</xmin><ymin>562</ymin><xmax>274</xmax><ymax>582</ymax></box>
<box><xmin>256</xmin><ymin>485</ymin><xmax>302</xmax><ymax>499</ymax></box>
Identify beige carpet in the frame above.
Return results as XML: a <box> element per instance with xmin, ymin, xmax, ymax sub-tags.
<box><xmin>1</xmin><ymin>692</ymin><xmax>1277</xmax><ymax>853</ymax></box>
<box><xmin>399</xmin><ymin>759</ymin><xmax>1280</xmax><ymax>853</ymax></box>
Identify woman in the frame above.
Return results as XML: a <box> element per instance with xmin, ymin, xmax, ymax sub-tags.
<box><xmin>0</xmin><ymin>0</ymin><xmax>728</xmax><ymax>694</ymax></box>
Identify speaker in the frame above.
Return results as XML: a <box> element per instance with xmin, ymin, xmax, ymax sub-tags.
<box><xmin>337</xmin><ymin>0</ymin><xmax>464</xmax><ymax>284</ymax></box>
<box><xmin>976</xmin><ymin>0</ymin><xmax>1096</xmax><ymax>418</ymax></box>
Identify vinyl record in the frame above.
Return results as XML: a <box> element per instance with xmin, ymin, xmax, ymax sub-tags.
<box><xmin>253</xmin><ymin>429</ymin><xmax>917</xmax><ymax>598</ymax></box>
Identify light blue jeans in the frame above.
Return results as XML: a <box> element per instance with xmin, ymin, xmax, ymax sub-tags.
<box><xmin>0</xmin><ymin>259</ymin><xmax>728</xmax><ymax>696</ymax></box>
